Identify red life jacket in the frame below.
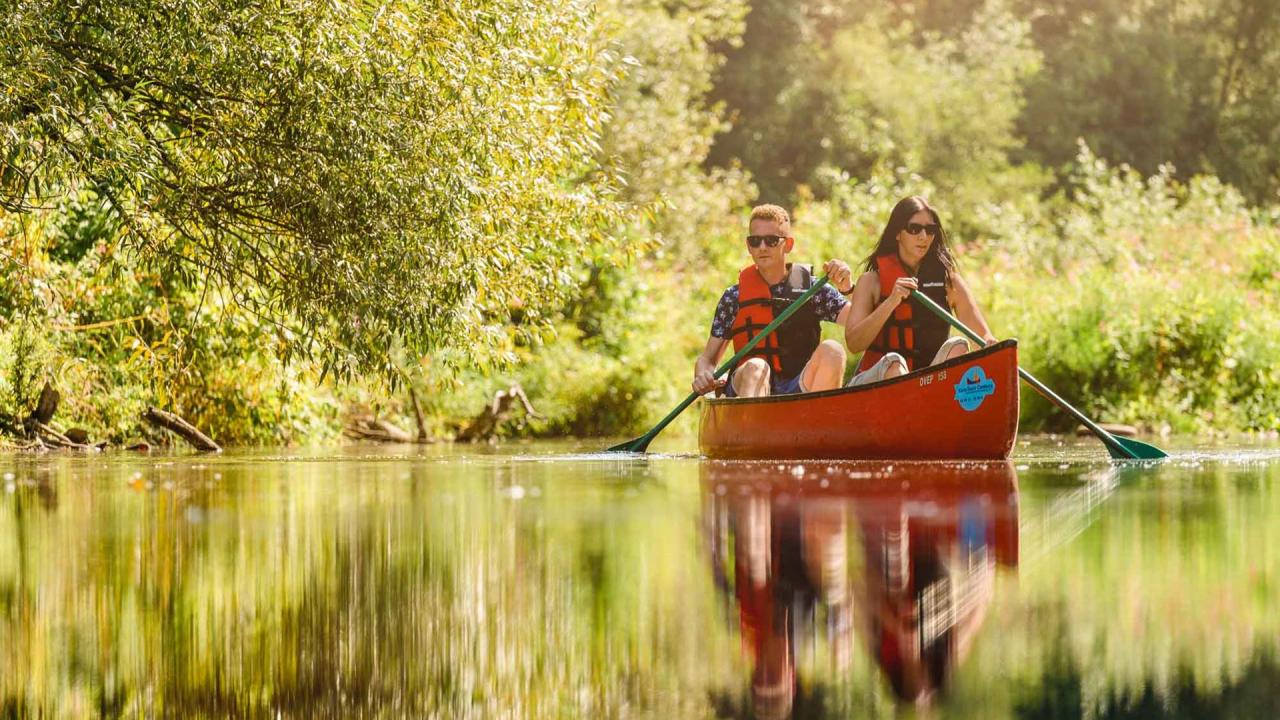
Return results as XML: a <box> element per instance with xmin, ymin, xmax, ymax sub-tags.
<box><xmin>856</xmin><ymin>253</ymin><xmax>951</xmax><ymax>373</ymax></box>
<box><xmin>730</xmin><ymin>264</ymin><xmax>821</xmax><ymax>379</ymax></box>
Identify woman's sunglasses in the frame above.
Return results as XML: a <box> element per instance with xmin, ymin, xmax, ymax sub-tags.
<box><xmin>904</xmin><ymin>223</ymin><xmax>939</xmax><ymax>237</ymax></box>
<box><xmin>746</xmin><ymin>235</ymin><xmax>787</xmax><ymax>248</ymax></box>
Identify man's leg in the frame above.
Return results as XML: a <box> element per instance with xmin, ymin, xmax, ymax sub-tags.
<box><xmin>732</xmin><ymin>358</ymin><xmax>772</xmax><ymax>397</ymax></box>
<box><xmin>800</xmin><ymin>340</ymin><xmax>847</xmax><ymax>392</ymax></box>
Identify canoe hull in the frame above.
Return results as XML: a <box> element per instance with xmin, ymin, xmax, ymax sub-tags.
<box><xmin>698</xmin><ymin>340</ymin><xmax>1020</xmax><ymax>460</ymax></box>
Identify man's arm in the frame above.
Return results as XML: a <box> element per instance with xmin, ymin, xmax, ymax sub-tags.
<box><xmin>694</xmin><ymin>286</ymin><xmax>738</xmax><ymax>395</ymax></box>
<box><xmin>816</xmin><ymin>258</ymin><xmax>856</xmax><ymax>327</ymax></box>
<box><xmin>693</xmin><ymin>336</ymin><xmax>731</xmax><ymax>395</ymax></box>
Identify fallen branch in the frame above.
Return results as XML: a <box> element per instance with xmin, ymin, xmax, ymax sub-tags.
<box><xmin>142</xmin><ymin>407</ymin><xmax>221</xmax><ymax>452</ymax></box>
<box><xmin>1075</xmin><ymin>423</ymin><xmax>1138</xmax><ymax>438</ymax></box>
<box><xmin>456</xmin><ymin>384</ymin><xmax>544</xmax><ymax>443</ymax></box>
<box><xmin>33</xmin><ymin>420</ymin><xmax>84</xmax><ymax>448</ymax></box>
<box><xmin>34</xmin><ymin>422</ymin><xmax>95</xmax><ymax>451</ymax></box>
<box><xmin>9</xmin><ymin>438</ymin><xmax>47</xmax><ymax>452</ymax></box>
<box><xmin>344</xmin><ymin>416</ymin><xmax>414</xmax><ymax>443</ymax></box>
<box><xmin>51</xmin><ymin>312</ymin><xmax>153</xmax><ymax>332</ymax></box>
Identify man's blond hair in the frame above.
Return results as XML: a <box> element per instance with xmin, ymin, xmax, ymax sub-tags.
<box><xmin>750</xmin><ymin>204</ymin><xmax>791</xmax><ymax>234</ymax></box>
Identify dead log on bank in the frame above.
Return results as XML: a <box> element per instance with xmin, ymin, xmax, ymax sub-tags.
<box><xmin>12</xmin><ymin>383</ymin><xmax>91</xmax><ymax>450</ymax></box>
<box><xmin>1075</xmin><ymin>423</ymin><xmax>1139</xmax><ymax>438</ymax></box>
<box><xmin>344</xmin><ymin>416</ymin><xmax>415</xmax><ymax>443</ymax></box>
<box><xmin>456</xmin><ymin>384</ymin><xmax>544</xmax><ymax>443</ymax></box>
<box><xmin>343</xmin><ymin>371</ymin><xmax>437</xmax><ymax>444</ymax></box>
<box><xmin>19</xmin><ymin>382</ymin><xmax>61</xmax><ymax>437</ymax></box>
<box><xmin>33</xmin><ymin>422</ymin><xmax>95</xmax><ymax>451</ymax></box>
<box><xmin>142</xmin><ymin>407</ymin><xmax>221</xmax><ymax>452</ymax></box>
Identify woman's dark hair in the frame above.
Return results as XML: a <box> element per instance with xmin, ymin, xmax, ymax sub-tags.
<box><xmin>862</xmin><ymin>196</ymin><xmax>957</xmax><ymax>285</ymax></box>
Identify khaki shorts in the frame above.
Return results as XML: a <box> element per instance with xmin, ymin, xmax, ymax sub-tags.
<box><xmin>847</xmin><ymin>337</ymin><xmax>971</xmax><ymax>386</ymax></box>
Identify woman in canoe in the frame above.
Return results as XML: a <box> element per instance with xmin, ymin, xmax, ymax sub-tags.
<box><xmin>844</xmin><ymin>196</ymin><xmax>997</xmax><ymax>385</ymax></box>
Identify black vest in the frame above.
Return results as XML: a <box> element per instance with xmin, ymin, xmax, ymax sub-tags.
<box><xmin>734</xmin><ymin>263</ymin><xmax>822</xmax><ymax>380</ymax></box>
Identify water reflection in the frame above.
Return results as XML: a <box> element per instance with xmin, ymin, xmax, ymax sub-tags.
<box><xmin>5</xmin><ymin>448</ymin><xmax>1280</xmax><ymax>718</ymax></box>
<box><xmin>703</xmin><ymin>461</ymin><xmax>1018</xmax><ymax>716</ymax></box>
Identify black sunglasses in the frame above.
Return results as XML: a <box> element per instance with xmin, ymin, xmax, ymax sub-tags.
<box><xmin>746</xmin><ymin>234</ymin><xmax>787</xmax><ymax>248</ymax></box>
<box><xmin>904</xmin><ymin>223</ymin><xmax>939</xmax><ymax>237</ymax></box>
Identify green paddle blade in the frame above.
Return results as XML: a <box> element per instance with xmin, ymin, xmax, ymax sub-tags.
<box><xmin>1104</xmin><ymin>434</ymin><xmax>1169</xmax><ymax>460</ymax></box>
<box><xmin>607</xmin><ymin>435</ymin><xmax>649</xmax><ymax>453</ymax></box>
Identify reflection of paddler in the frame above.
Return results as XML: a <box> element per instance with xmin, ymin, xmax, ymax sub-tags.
<box><xmin>846</xmin><ymin>463</ymin><xmax>1017</xmax><ymax>705</ymax></box>
<box><xmin>701</xmin><ymin>461</ymin><xmax>1018</xmax><ymax>715</ymax></box>
<box><xmin>725</xmin><ymin>492</ymin><xmax>800</xmax><ymax>720</ymax></box>
<box><xmin>706</xmin><ymin>483</ymin><xmax>844</xmax><ymax>719</ymax></box>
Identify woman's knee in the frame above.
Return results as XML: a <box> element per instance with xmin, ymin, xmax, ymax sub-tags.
<box><xmin>883</xmin><ymin>352</ymin><xmax>907</xmax><ymax>378</ymax></box>
<box><xmin>943</xmin><ymin>337</ymin><xmax>971</xmax><ymax>360</ymax></box>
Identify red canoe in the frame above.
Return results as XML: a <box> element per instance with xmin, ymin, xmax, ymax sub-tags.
<box><xmin>698</xmin><ymin>340</ymin><xmax>1020</xmax><ymax>460</ymax></box>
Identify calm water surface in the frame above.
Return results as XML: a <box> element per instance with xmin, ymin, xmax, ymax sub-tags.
<box><xmin>2</xmin><ymin>438</ymin><xmax>1279</xmax><ymax>718</ymax></box>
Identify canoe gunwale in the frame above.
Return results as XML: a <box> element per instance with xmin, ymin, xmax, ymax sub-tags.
<box><xmin>702</xmin><ymin>338</ymin><xmax>1019</xmax><ymax>406</ymax></box>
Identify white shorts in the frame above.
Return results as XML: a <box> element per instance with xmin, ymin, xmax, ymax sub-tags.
<box><xmin>847</xmin><ymin>337</ymin><xmax>972</xmax><ymax>386</ymax></box>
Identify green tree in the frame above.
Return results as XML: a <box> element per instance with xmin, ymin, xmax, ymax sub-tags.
<box><xmin>706</xmin><ymin>0</ymin><xmax>1041</xmax><ymax>208</ymax></box>
<box><xmin>0</xmin><ymin>0</ymin><xmax>631</xmax><ymax>378</ymax></box>
<box><xmin>413</xmin><ymin>0</ymin><xmax>757</xmax><ymax>438</ymax></box>
<box><xmin>705</xmin><ymin>0</ymin><xmax>844</xmax><ymax>203</ymax></box>
<box><xmin>1012</xmin><ymin>0</ymin><xmax>1280</xmax><ymax>204</ymax></box>
<box><xmin>818</xmin><ymin>2</ymin><xmax>1042</xmax><ymax>208</ymax></box>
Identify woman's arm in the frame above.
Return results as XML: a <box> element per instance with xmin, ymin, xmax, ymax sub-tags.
<box><xmin>949</xmin><ymin>274</ymin><xmax>997</xmax><ymax>345</ymax></box>
<box><xmin>842</xmin><ymin>271</ymin><xmax>917</xmax><ymax>353</ymax></box>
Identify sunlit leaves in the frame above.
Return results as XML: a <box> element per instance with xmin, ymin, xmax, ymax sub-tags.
<box><xmin>0</xmin><ymin>0</ymin><xmax>633</xmax><ymax>378</ymax></box>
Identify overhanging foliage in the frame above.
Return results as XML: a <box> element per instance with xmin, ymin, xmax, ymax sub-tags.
<box><xmin>0</xmin><ymin>0</ymin><xmax>632</xmax><ymax>377</ymax></box>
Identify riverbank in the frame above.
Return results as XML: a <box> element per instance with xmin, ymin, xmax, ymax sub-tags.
<box><xmin>4</xmin><ymin>151</ymin><xmax>1279</xmax><ymax>446</ymax></box>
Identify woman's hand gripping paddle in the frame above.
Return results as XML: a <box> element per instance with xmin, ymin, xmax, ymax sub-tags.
<box><xmin>910</xmin><ymin>290</ymin><xmax>1167</xmax><ymax>460</ymax></box>
<box><xmin>607</xmin><ymin>276</ymin><xmax>833</xmax><ymax>453</ymax></box>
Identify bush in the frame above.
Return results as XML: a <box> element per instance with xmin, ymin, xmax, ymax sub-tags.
<box><xmin>1005</xmin><ymin>272</ymin><xmax>1280</xmax><ymax>434</ymax></box>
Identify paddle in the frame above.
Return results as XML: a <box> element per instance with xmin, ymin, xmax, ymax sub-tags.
<box><xmin>607</xmin><ymin>275</ymin><xmax>833</xmax><ymax>453</ymax></box>
<box><xmin>909</xmin><ymin>290</ymin><xmax>1167</xmax><ymax>460</ymax></box>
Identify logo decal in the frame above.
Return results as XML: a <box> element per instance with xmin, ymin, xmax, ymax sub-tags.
<box><xmin>954</xmin><ymin>366</ymin><xmax>996</xmax><ymax>411</ymax></box>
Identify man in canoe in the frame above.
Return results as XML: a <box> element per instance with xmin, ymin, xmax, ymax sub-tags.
<box><xmin>692</xmin><ymin>204</ymin><xmax>856</xmax><ymax>398</ymax></box>
<box><xmin>844</xmin><ymin>196</ymin><xmax>997</xmax><ymax>385</ymax></box>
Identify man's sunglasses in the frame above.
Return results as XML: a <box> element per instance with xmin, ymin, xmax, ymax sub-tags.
<box><xmin>746</xmin><ymin>235</ymin><xmax>787</xmax><ymax>248</ymax></box>
<box><xmin>904</xmin><ymin>223</ymin><xmax>939</xmax><ymax>237</ymax></box>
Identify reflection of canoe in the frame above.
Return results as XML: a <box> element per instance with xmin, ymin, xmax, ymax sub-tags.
<box><xmin>701</xmin><ymin>460</ymin><xmax>1020</xmax><ymax>568</ymax></box>
<box><xmin>699</xmin><ymin>340</ymin><xmax>1020</xmax><ymax>460</ymax></box>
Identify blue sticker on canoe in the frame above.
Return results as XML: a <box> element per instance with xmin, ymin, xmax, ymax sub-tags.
<box><xmin>954</xmin><ymin>366</ymin><xmax>996</xmax><ymax>411</ymax></box>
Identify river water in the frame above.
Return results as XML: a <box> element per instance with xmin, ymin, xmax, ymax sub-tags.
<box><xmin>2</xmin><ymin>438</ymin><xmax>1279</xmax><ymax>718</ymax></box>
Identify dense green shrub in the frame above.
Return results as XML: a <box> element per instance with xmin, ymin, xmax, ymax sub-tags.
<box><xmin>0</xmin><ymin>198</ymin><xmax>341</xmax><ymax>445</ymax></box>
<box><xmin>1006</xmin><ymin>272</ymin><xmax>1280</xmax><ymax>434</ymax></box>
